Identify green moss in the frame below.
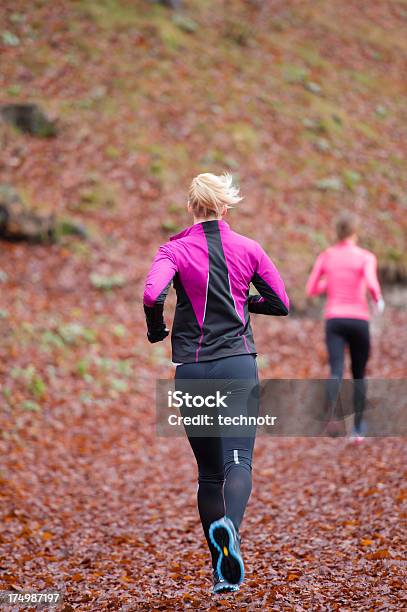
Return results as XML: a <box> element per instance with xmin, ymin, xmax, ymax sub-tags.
<box><xmin>200</xmin><ymin>149</ymin><xmax>227</xmax><ymax>166</ymax></box>
<box><xmin>223</xmin><ymin>18</ymin><xmax>254</xmax><ymax>47</ymax></box>
<box><xmin>90</xmin><ymin>273</ymin><xmax>126</xmax><ymax>290</ymax></box>
<box><xmin>306</xmin><ymin>98</ymin><xmax>348</xmax><ymax>137</ymax></box>
<box><xmin>116</xmin><ymin>360</ymin><xmax>133</xmax><ymax>376</ymax></box>
<box><xmin>158</xmin><ymin>27</ymin><xmax>185</xmax><ymax>51</ymax></box>
<box><xmin>74</xmin><ymin>182</ymin><xmax>117</xmax><ymax>212</ymax></box>
<box><xmin>110</xmin><ymin>378</ymin><xmax>129</xmax><ymax>393</ymax></box>
<box><xmin>230</xmin><ymin>122</ymin><xmax>259</xmax><ymax>152</ymax></box>
<box><xmin>76</xmin><ymin>359</ymin><xmax>90</xmax><ymax>377</ymax></box>
<box><xmin>355</xmin><ymin>122</ymin><xmax>380</xmax><ymax>142</ymax></box>
<box><xmin>7</xmin><ymin>84</ymin><xmax>22</xmax><ymax>96</ymax></box>
<box><xmin>161</xmin><ymin>219</ymin><xmax>180</xmax><ymax>233</ymax></box>
<box><xmin>282</xmin><ymin>64</ymin><xmax>309</xmax><ymax>84</ymax></box>
<box><xmin>296</xmin><ymin>44</ymin><xmax>328</xmax><ymax>69</ymax></box>
<box><xmin>105</xmin><ymin>145</ymin><xmax>121</xmax><ymax>159</ymax></box>
<box><xmin>352</xmin><ymin>71</ymin><xmax>377</xmax><ymax>88</ymax></box>
<box><xmin>386</xmin><ymin>247</ymin><xmax>404</xmax><ymax>262</ymax></box>
<box><xmin>57</xmin><ymin>323</ymin><xmax>97</xmax><ymax>345</ymax></box>
<box><xmin>150</xmin><ymin>158</ymin><xmax>164</xmax><ymax>177</ymax></box>
<box><xmin>28</xmin><ymin>375</ymin><xmax>46</xmax><ymax>399</ymax></box>
<box><xmin>41</xmin><ymin>330</ymin><xmax>66</xmax><ymax>350</ymax></box>
<box><xmin>79</xmin><ymin>0</ymin><xmax>143</xmax><ymax>29</ymax></box>
<box><xmin>21</xmin><ymin>400</ymin><xmax>41</xmax><ymax>412</ymax></box>
<box><xmin>295</xmin><ymin>225</ymin><xmax>329</xmax><ymax>249</ymax></box>
<box><xmin>343</xmin><ymin>170</ymin><xmax>361</xmax><ymax>191</ymax></box>
<box><xmin>168</xmin><ymin>202</ymin><xmax>184</xmax><ymax>214</ymax></box>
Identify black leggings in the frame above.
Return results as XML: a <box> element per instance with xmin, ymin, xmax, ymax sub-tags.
<box><xmin>325</xmin><ymin>318</ymin><xmax>370</xmax><ymax>429</ymax></box>
<box><xmin>175</xmin><ymin>354</ymin><xmax>259</xmax><ymax>569</ymax></box>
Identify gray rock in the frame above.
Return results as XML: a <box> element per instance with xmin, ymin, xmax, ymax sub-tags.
<box><xmin>148</xmin><ymin>0</ymin><xmax>181</xmax><ymax>8</ymax></box>
<box><xmin>1</xmin><ymin>104</ymin><xmax>57</xmax><ymax>137</ymax></box>
<box><xmin>2</xmin><ymin>31</ymin><xmax>20</xmax><ymax>46</ymax></box>
<box><xmin>0</xmin><ymin>184</ymin><xmax>86</xmax><ymax>243</ymax></box>
<box><xmin>315</xmin><ymin>138</ymin><xmax>331</xmax><ymax>152</ymax></box>
<box><xmin>305</xmin><ymin>81</ymin><xmax>322</xmax><ymax>94</ymax></box>
<box><xmin>375</xmin><ymin>104</ymin><xmax>387</xmax><ymax>118</ymax></box>
<box><xmin>172</xmin><ymin>14</ymin><xmax>198</xmax><ymax>33</ymax></box>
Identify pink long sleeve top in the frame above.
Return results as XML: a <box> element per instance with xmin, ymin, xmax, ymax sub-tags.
<box><xmin>306</xmin><ymin>239</ymin><xmax>382</xmax><ymax>321</ymax></box>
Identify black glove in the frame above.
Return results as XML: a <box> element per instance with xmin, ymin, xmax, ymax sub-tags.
<box><xmin>147</xmin><ymin>327</ymin><xmax>170</xmax><ymax>344</ymax></box>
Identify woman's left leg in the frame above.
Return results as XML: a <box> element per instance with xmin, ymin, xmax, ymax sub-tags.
<box><xmin>184</xmin><ymin>435</ymin><xmax>225</xmax><ymax>569</ymax></box>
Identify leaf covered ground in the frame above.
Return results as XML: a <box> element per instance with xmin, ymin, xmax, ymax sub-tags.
<box><xmin>0</xmin><ymin>0</ymin><xmax>406</xmax><ymax>609</ymax></box>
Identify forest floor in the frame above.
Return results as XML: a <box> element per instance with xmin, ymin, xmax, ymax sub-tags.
<box><xmin>1</xmin><ymin>0</ymin><xmax>406</xmax><ymax>609</ymax></box>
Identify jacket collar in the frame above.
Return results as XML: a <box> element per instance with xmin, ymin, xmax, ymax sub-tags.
<box><xmin>170</xmin><ymin>219</ymin><xmax>230</xmax><ymax>241</ymax></box>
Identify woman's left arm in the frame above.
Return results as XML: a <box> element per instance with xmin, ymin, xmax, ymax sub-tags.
<box><xmin>248</xmin><ymin>245</ymin><xmax>290</xmax><ymax>316</ymax></box>
<box><xmin>143</xmin><ymin>245</ymin><xmax>177</xmax><ymax>343</ymax></box>
<box><xmin>364</xmin><ymin>253</ymin><xmax>382</xmax><ymax>303</ymax></box>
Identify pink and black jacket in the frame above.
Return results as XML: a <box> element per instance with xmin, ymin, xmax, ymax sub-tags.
<box><xmin>143</xmin><ymin>219</ymin><xmax>289</xmax><ymax>363</ymax></box>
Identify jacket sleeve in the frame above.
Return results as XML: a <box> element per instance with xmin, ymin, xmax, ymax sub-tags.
<box><xmin>306</xmin><ymin>253</ymin><xmax>327</xmax><ymax>297</ymax></box>
<box><xmin>143</xmin><ymin>245</ymin><xmax>177</xmax><ymax>339</ymax></box>
<box><xmin>248</xmin><ymin>245</ymin><xmax>290</xmax><ymax>316</ymax></box>
<box><xmin>364</xmin><ymin>253</ymin><xmax>381</xmax><ymax>302</ymax></box>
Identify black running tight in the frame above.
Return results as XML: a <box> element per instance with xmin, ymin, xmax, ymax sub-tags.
<box><xmin>325</xmin><ymin>318</ymin><xmax>370</xmax><ymax>430</ymax></box>
<box><xmin>175</xmin><ymin>354</ymin><xmax>259</xmax><ymax>569</ymax></box>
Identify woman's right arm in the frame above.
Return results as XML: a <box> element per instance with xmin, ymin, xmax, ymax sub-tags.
<box><xmin>143</xmin><ymin>245</ymin><xmax>177</xmax><ymax>343</ymax></box>
<box><xmin>306</xmin><ymin>253</ymin><xmax>327</xmax><ymax>297</ymax></box>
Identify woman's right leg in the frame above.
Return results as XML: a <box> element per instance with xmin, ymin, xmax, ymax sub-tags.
<box><xmin>326</xmin><ymin>318</ymin><xmax>346</xmax><ymax>380</ymax></box>
<box><xmin>175</xmin><ymin>362</ymin><xmax>225</xmax><ymax>570</ymax></box>
<box><xmin>185</xmin><ymin>436</ymin><xmax>225</xmax><ymax>569</ymax></box>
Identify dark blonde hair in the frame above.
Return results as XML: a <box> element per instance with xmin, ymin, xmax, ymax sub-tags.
<box><xmin>335</xmin><ymin>212</ymin><xmax>358</xmax><ymax>241</ymax></box>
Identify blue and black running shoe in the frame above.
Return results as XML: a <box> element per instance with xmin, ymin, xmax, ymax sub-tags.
<box><xmin>209</xmin><ymin>516</ymin><xmax>244</xmax><ymax>586</ymax></box>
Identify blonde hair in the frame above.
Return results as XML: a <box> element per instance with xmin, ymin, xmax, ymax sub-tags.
<box><xmin>188</xmin><ymin>172</ymin><xmax>243</xmax><ymax>219</ymax></box>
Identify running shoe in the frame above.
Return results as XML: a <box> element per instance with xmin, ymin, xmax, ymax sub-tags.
<box><xmin>350</xmin><ymin>420</ymin><xmax>367</xmax><ymax>443</ymax></box>
<box><xmin>209</xmin><ymin>516</ymin><xmax>244</xmax><ymax>586</ymax></box>
<box><xmin>324</xmin><ymin>419</ymin><xmax>342</xmax><ymax>437</ymax></box>
<box><xmin>350</xmin><ymin>428</ymin><xmax>365</xmax><ymax>444</ymax></box>
<box><xmin>212</xmin><ymin>570</ymin><xmax>240</xmax><ymax>594</ymax></box>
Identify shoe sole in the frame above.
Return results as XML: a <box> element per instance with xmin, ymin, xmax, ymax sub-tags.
<box><xmin>212</xmin><ymin>583</ymin><xmax>240</xmax><ymax>595</ymax></box>
<box><xmin>351</xmin><ymin>436</ymin><xmax>365</xmax><ymax>444</ymax></box>
<box><xmin>209</xmin><ymin>520</ymin><xmax>244</xmax><ymax>586</ymax></box>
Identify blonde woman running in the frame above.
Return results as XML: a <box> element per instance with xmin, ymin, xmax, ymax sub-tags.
<box><xmin>143</xmin><ymin>173</ymin><xmax>289</xmax><ymax>593</ymax></box>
